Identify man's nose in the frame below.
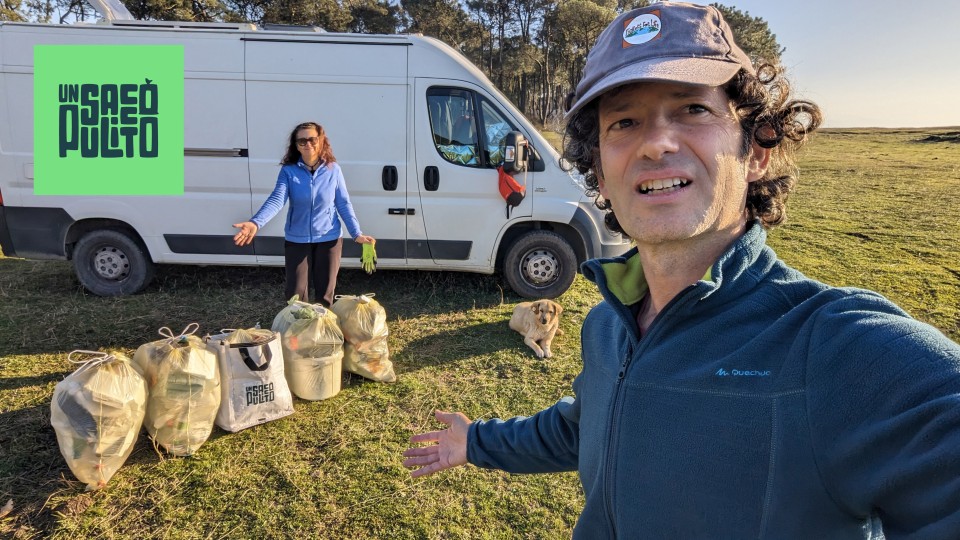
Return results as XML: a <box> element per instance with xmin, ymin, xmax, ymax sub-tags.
<box><xmin>635</xmin><ymin>117</ymin><xmax>680</xmax><ymax>161</ymax></box>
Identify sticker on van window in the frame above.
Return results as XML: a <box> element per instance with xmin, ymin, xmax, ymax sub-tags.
<box><xmin>33</xmin><ymin>45</ymin><xmax>184</xmax><ymax>195</ymax></box>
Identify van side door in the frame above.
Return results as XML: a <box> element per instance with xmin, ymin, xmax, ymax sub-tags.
<box><xmin>413</xmin><ymin>80</ymin><xmax>531</xmax><ymax>270</ymax></box>
<box><xmin>244</xmin><ymin>38</ymin><xmax>412</xmax><ymax>267</ymax></box>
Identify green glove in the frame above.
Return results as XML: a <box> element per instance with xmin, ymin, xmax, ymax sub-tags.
<box><xmin>361</xmin><ymin>242</ymin><xmax>377</xmax><ymax>274</ymax></box>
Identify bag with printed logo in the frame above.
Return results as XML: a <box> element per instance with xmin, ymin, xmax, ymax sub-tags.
<box><xmin>272</xmin><ymin>297</ymin><xmax>344</xmax><ymax>401</ymax></box>
<box><xmin>50</xmin><ymin>350</ymin><xmax>147</xmax><ymax>490</ymax></box>
<box><xmin>205</xmin><ymin>328</ymin><xmax>294</xmax><ymax>432</ymax></box>
<box><xmin>132</xmin><ymin>324</ymin><xmax>220</xmax><ymax>456</ymax></box>
<box><xmin>331</xmin><ymin>293</ymin><xmax>395</xmax><ymax>383</ymax></box>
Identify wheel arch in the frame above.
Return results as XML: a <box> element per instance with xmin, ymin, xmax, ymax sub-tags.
<box><xmin>65</xmin><ymin>219</ymin><xmax>152</xmax><ymax>262</ymax></box>
<box><xmin>495</xmin><ymin>220</ymin><xmax>587</xmax><ymax>274</ymax></box>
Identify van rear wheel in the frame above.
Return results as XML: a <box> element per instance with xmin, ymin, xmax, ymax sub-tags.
<box><xmin>503</xmin><ymin>230</ymin><xmax>577</xmax><ymax>299</ymax></box>
<box><xmin>73</xmin><ymin>229</ymin><xmax>155</xmax><ymax>296</ymax></box>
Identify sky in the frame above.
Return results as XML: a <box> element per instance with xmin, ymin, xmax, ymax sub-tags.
<box><xmin>718</xmin><ymin>0</ymin><xmax>960</xmax><ymax>128</ymax></box>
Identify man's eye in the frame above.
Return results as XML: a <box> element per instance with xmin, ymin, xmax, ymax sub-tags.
<box><xmin>612</xmin><ymin>118</ymin><xmax>634</xmax><ymax>130</ymax></box>
<box><xmin>687</xmin><ymin>104</ymin><xmax>709</xmax><ymax>114</ymax></box>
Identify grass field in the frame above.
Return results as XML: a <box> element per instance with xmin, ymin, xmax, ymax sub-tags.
<box><xmin>1</xmin><ymin>128</ymin><xmax>958</xmax><ymax>538</ymax></box>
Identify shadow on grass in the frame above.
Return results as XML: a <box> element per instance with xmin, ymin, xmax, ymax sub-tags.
<box><xmin>0</xmin><ymin>403</ymin><xmax>75</xmax><ymax>535</ymax></box>
<box><xmin>0</xmin><ymin>371</ymin><xmax>71</xmax><ymax>393</ymax></box>
<box><xmin>393</xmin><ymin>320</ymin><xmax>518</xmax><ymax>373</ymax></box>
<box><xmin>0</xmin><ymin>259</ymin><xmax>514</xmax><ymax>357</ymax></box>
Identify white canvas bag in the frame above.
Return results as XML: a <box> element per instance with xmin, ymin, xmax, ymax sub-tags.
<box><xmin>206</xmin><ymin>328</ymin><xmax>294</xmax><ymax>432</ymax></box>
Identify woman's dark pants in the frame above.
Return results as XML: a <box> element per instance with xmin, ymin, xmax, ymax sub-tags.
<box><xmin>284</xmin><ymin>238</ymin><xmax>342</xmax><ymax>307</ymax></box>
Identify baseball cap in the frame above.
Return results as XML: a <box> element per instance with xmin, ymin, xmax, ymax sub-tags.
<box><xmin>566</xmin><ymin>1</ymin><xmax>755</xmax><ymax>118</ymax></box>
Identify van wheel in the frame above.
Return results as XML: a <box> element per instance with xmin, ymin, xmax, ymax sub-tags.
<box><xmin>503</xmin><ymin>231</ymin><xmax>577</xmax><ymax>299</ymax></box>
<box><xmin>73</xmin><ymin>229</ymin><xmax>155</xmax><ymax>296</ymax></box>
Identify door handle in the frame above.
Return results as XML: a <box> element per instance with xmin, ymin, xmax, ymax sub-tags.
<box><xmin>382</xmin><ymin>166</ymin><xmax>398</xmax><ymax>191</ymax></box>
<box><xmin>424</xmin><ymin>166</ymin><xmax>439</xmax><ymax>191</ymax></box>
<box><xmin>388</xmin><ymin>208</ymin><xmax>416</xmax><ymax>215</ymax></box>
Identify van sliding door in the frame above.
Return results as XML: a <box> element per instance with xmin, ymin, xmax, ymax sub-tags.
<box><xmin>244</xmin><ymin>38</ymin><xmax>411</xmax><ymax>267</ymax></box>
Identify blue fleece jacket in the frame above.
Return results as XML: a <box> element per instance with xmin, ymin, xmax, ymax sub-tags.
<box><xmin>250</xmin><ymin>161</ymin><xmax>362</xmax><ymax>243</ymax></box>
<box><xmin>467</xmin><ymin>222</ymin><xmax>960</xmax><ymax>539</ymax></box>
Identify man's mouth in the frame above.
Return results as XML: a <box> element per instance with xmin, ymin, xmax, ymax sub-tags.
<box><xmin>637</xmin><ymin>178</ymin><xmax>691</xmax><ymax>195</ymax></box>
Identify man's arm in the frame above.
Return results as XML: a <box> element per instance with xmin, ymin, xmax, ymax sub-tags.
<box><xmin>806</xmin><ymin>290</ymin><xmax>960</xmax><ymax>538</ymax></box>
<box><xmin>467</xmin><ymin>397</ymin><xmax>580</xmax><ymax>473</ymax></box>
<box><xmin>404</xmin><ymin>394</ymin><xmax>582</xmax><ymax>477</ymax></box>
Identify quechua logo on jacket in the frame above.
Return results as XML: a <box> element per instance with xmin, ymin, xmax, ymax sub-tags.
<box><xmin>716</xmin><ymin>368</ymin><xmax>771</xmax><ymax>377</ymax></box>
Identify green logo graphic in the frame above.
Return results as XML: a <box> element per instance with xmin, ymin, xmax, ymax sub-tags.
<box><xmin>34</xmin><ymin>45</ymin><xmax>184</xmax><ymax>195</ymax></box>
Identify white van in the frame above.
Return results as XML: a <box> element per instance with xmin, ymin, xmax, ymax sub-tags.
<box><xmin>0</xmin><ymin>18</ymin><xmax>629</xmax><ymax>298</ymax></box>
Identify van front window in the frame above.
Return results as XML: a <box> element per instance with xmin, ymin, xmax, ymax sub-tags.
<box><xmin>427</xmin><ymin>88</ymin><xmax>479</xmax><ymax>167</ymax></box>
<box><xmin>426</xmin><ymin>87</ymin><xmax>521</xmax><ymax>169</ymax></box>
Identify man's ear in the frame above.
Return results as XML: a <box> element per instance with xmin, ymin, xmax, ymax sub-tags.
<box><xmin>746</xmin><ymin>142</ymin><xmax>771</xmax><ymax>183</ymax></box>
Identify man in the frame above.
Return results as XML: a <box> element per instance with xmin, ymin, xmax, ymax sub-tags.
<box><xmin>403</xmin><ymin>2</ymin><xmax>960</xmax><ymax>537</ymax></box>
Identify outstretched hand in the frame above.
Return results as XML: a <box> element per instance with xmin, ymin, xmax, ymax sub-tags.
<box><xmin>232</xmin><ymin>222</ymin><xmax>258</xmax><ymax>246</ymax></box>
<box><xmin>402</xmin><ymin>410</ymin><xmax>471</xmax><ymax>478</ymax></box>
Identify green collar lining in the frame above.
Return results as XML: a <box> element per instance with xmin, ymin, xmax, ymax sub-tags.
<box><xmin>601</xmin><ymin>254</ymin><xmax>713</xmax><ymax>306</ymax></box>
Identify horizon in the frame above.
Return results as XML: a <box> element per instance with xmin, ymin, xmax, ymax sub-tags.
<box><xmin>723</xmin><ymin>0</ymin><xmax>960</xmax><ymax>129</ymax></box>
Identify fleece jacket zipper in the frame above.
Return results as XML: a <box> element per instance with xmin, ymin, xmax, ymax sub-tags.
<box><xmin>308</xmin><ymin>167</ymin><xmax>317</xmax><ymax>243</ymax></box>
<box><xmin>600</xmin><ymin>282</ymin><xmax>704</xmax><ymax>536</ymax></box>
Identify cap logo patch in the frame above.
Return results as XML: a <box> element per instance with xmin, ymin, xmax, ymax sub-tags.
<box><xmin>622</xmin><ymin>11</ymin><xmax>661</xmax><ymax>47</ymax></box>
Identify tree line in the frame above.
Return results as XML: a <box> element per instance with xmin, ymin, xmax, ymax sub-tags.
<box><xmin>1</xmin><ymin>0</ymin><xmax>782</xmax><ymax>127</ymax></box>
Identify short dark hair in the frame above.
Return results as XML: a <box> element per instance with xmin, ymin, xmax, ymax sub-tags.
<box><xmin>562</xmin><ymin>64</ymin><xmax>822</xmax><ymax>236</ymax></box>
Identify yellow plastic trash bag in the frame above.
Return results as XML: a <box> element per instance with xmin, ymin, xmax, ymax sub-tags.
<box><xmin>50</xmin><ymin>350</ymin><xmax>147</xmax><ymax>490</ymax></box>
<box><xmin>133</xmin><ymin>323</ymin><xmax>220</xmax><ymax>456</ymax></box>
<box><xmin>343</xmin><ymin>338</ymin><xmax>393</xmax><ymax>383</ymax></box>
<box><xmin>332</xmin><ymin>294</ymin><xmax>396</xmax><ymax>383</ymax></box>
<box><xmin>331</xmin><ymin>293</ymin><xmax>387</xmax><ymax>344</ymax></box>
<box><xmin>272</xmin><ymin>299</ymin><xmax>344</xmax><ymax>400</ymax></box>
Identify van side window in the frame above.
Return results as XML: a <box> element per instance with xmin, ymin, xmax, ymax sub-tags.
<box><xmin>426</xmin><ymin>87</ymin><xmax>521</xmax><ymax>169</ymax></box>
<box><xmin>427</xmin><ymin>88</ymin><xmax>479</xmax><ymax>167</ymax></box>
<box><xmin>479</xmin><ymin>98</ymin><xmax>513</xmax><ymax>167</ymax></box>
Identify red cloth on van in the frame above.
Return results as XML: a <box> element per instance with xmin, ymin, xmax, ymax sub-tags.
<box><xmin>498</xmin><ymin>166</ymin><xmax>525</xmax><ymax>219</ymax></box>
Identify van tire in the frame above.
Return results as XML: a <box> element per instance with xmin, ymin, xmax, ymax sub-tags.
<box><xmin>73</xmin><ymin>229</ymin><xmax>155</xmax><ymax>296</ymax></box>
<box><xmin>503</xmin><ymin>230</ymin><xmax>577</xmax><ymax>299</ymax></box>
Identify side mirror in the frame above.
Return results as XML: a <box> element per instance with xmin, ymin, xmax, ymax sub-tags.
<box><xmin>502</xmin><ymin>131</ymin><xmax>528</xmax><ymax>173</ymax></box>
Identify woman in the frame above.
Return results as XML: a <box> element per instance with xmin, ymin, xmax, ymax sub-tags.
<box><xmin>233</xmin><ymin>121</ymin><xmax>374</xmax><ymax>307</ymax></box>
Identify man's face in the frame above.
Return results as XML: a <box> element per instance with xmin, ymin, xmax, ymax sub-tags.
<box><xmin>596</xmin><ymin>81</ymin><xmax>768</xmax><ymax>247</ymax></box>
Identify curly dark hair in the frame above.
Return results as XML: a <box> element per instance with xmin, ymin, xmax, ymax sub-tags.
<box><xmin>562</xmin><ymin>64</ymin><xmax>823</xmax><ymax>236</ymax></box>
<box><xmin>281</xmin><ymin>121</ymin><xmax>337</xmax><ymax>166</ymax></box>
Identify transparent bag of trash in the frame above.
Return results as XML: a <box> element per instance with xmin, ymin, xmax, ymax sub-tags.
<box><xmin>342</xmin><ymin>338</ymin><xmax>394</xmax><ymax>383</ymax></box>
<box><xmin>331</xmin><ymin>293</ymin><xmax>387</xmax><ymax>344</ymax></box>
<box><xmin>332</xmin><ymin>294</ymin><xmax>395</xmax><ymax>383</ymax></box>
<box><xmin>132</xmin><ymin>324</ymin><xmax>220</xmax><ymax>456</ymax></box>
<box><xmin>272</xmin><ymin>298</ymin><xmax>344</xmax><ymax>400</ymax></box>
<box><xmin>50</xmin><ymin>350</ymin><xmax>147</xmax><ymax>490</ymax></box>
